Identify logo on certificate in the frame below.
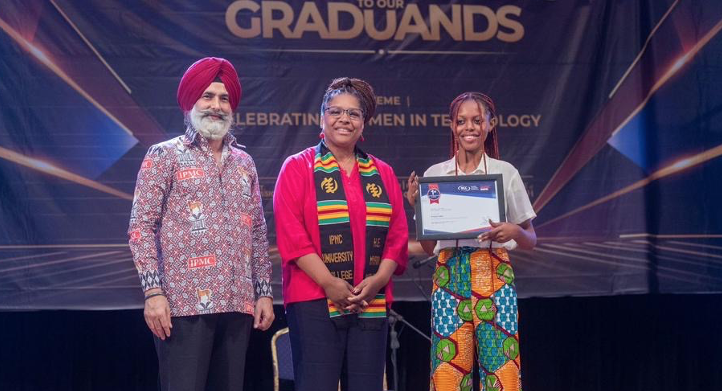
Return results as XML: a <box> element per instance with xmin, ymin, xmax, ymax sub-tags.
<box><xmin>427</xmin><ymin>184</ymin><xmax>441</xmax><ymax>204</ymax></box>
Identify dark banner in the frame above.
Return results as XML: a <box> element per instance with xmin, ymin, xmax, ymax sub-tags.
<box><xmin>1</xmin><ymin>0</ymin><xmax>721</xmax><ymax>309</ymax></box>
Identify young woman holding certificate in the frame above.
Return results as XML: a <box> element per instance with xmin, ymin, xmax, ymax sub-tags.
<box><xmin>407</xmin><ymin>92</ymin><xmax>537</xmax><ymax>391</ymax></box>
<box><xmin>274</xmin><ymin>78</ymin><xmax>408</xmax><ymax>391</ymax></box>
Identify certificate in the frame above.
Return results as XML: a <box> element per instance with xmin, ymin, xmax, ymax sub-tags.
<box><xmin>414</xmin><ymin>174</ymin><xmax>506</xmax><ymax>240</ymax></box>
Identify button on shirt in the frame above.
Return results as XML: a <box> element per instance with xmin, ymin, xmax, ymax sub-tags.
<box><xmin>128</xmin><ymin>128</ymin><xmax>272</xmax><ymax>317</ymax></box>
<box><xmin>423</xmin><ymin>155</ymin><xmax>536</xmax><ymax>252</ymax></box>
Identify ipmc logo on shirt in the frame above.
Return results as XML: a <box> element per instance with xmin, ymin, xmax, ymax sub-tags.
<box><xmin>188</xmin><ymin>255</ymin><xmax>217</xmax><ymax>269</ymax></box>
<box><xmin>176</xmin><ymin>168</ymin><xmax>205</xmax><ymax>181</ymax></box>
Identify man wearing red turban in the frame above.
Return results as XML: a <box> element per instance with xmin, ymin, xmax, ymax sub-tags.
<box><xmin>177</xmin><ymin>57</ymin><xmax>242</xmax><ymax>113</ymax></box>
<box><xmin>128</xmin><ymin>57</ymin><xmax>274</xmax><ymax>391</ymax></box>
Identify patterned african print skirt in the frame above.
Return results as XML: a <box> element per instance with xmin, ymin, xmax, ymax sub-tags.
<box><xmin>430</xmin><ymin>247</ymin><xmax>521</xmax><ymax>391</ymax></box>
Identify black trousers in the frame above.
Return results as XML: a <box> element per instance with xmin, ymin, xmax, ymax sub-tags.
<box><xmin>154</xmin><ymin>312</ymin><xmax>253</xmax><ymax>391</ymax></box>
<box><xmin>286</xmin><ymin>299</ymin><xmax>388</xmax><ymax>391</ymax></box>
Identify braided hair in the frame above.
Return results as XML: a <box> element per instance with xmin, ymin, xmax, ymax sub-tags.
<box><xmin>448</xmin><ymin>92</ymin><xmax>499</xmax><ymax>159</ymax></box>
<box><xmin>321</xmin><ymin>77</ymin><xmax>377</xmax><ymax>125</ymax></box>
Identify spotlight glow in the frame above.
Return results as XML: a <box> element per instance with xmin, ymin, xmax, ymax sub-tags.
<box><xmin>0</xmin><ymin>146</ymin><xmax>133</xmax><ymax>200</ymax></box>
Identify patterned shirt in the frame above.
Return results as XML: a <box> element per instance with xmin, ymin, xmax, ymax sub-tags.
<box><xmin>128</xmin><ymin>128</ymin><xmax>272</xmax><ymax>317</ymax></box>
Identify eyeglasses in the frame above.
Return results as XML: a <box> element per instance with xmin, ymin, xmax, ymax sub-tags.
<box><xmin>324</xmin><ymin>106</ymin><xmax>363</xmax><ymax>121</ymax></box>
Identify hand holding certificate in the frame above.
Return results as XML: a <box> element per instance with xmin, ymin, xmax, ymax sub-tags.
<box><xmin>414</xmin><ymin>175</ymin><xmax>506</xmax><ymax>240</ymax></box>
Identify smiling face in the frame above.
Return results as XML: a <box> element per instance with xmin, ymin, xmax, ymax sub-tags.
<box><xmin>452</xmin><ymin>99</ymin><xmax>491</xmax><ymax>154</ymax></box>
<box><xmin>190</xmin><ymin>82</ymin><xmax>233</xmax><ymax>140</ymax></box>
<box><xmin>321</xmin><ymin>93</ymin><xmax>364</xmax><ymax>151</ymax></box>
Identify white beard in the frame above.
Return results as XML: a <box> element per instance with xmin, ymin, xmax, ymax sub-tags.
<box><xmin>189</xmin><ymin>106</ymin><xmax>233</xmax><ymax>140</ymax></box>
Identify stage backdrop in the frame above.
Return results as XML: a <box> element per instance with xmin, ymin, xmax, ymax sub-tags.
<box><xmin>1</xmin><ymin>0</ymin><xmax>721</xmax><ymax>310</ymax></box>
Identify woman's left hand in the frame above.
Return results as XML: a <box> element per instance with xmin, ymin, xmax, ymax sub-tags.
<box><xmin>406</xmin><ymin>172</ymin><xmax>419</xmax><ymax>206</ymax></box>
<box><xmin>347</xmin><ymin>274</ymin><xmax>388</xmax><ymax>312</ymax></box>
<box><xmin>478</xmin><ymin>220</ymin><xmax>522</xmax><ymax>243</ymax></box>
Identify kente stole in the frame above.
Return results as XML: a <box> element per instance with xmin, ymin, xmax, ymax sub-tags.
<box><xmin>313</xmin><ymin>141</ymin><xmax>391</xmax><ymax>324</ymax></box>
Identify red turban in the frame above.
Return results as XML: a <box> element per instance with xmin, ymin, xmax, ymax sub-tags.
<box><xmin>177</xmin><ymin>57</ymin><xmax>242</xmax><ymax>112</ymax></box>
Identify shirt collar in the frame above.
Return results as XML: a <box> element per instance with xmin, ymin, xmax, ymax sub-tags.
<box><xmin>441</xmin><ymin>154</ymin><xmax>488</xmax><ymax>175</ymax></box>
<box><xmin>182</xmin><ymin>127</ymin><xmax>245</xmax><ymax>149</ymax></box>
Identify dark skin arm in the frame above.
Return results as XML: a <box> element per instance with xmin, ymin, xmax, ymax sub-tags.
<box><xmin>406</xmin><ymin>172</ymin><xmax>438</xmax><ymax>256</ymax></box>
<box><xmin>479</xmin><ymin>219</ymin><xmax>536</xmax><ymax>250</ymax></box>
<box><xmin>347</xmin><ymin>259</ymin><xmax>397</xmax><ymax>305</ymax></box>
<box><xmin>295</xmin><ymin>253</ymin><xmax>363</xmax><ymax>312</ymax></box>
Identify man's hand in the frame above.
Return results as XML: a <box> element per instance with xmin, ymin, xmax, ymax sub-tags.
<box><xmin>143</xmin><ymin>289</ymin><xmax>172</xmax><ymax>340</ymax></box>
<box><xmin>253</xmin><ymin>297</ymin><xmax>275</xmax><ymax>331</ymax></box>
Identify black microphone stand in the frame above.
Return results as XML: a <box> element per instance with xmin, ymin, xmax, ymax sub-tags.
<box><xmin>388</xmin><ymin>308</ymin><xmax>431</xmax><ymax>391</ymax></box>
<box><xmin>412</xmin><ymin>254</ymin><xmax>437</xmax><ymax>269</ymax></box>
